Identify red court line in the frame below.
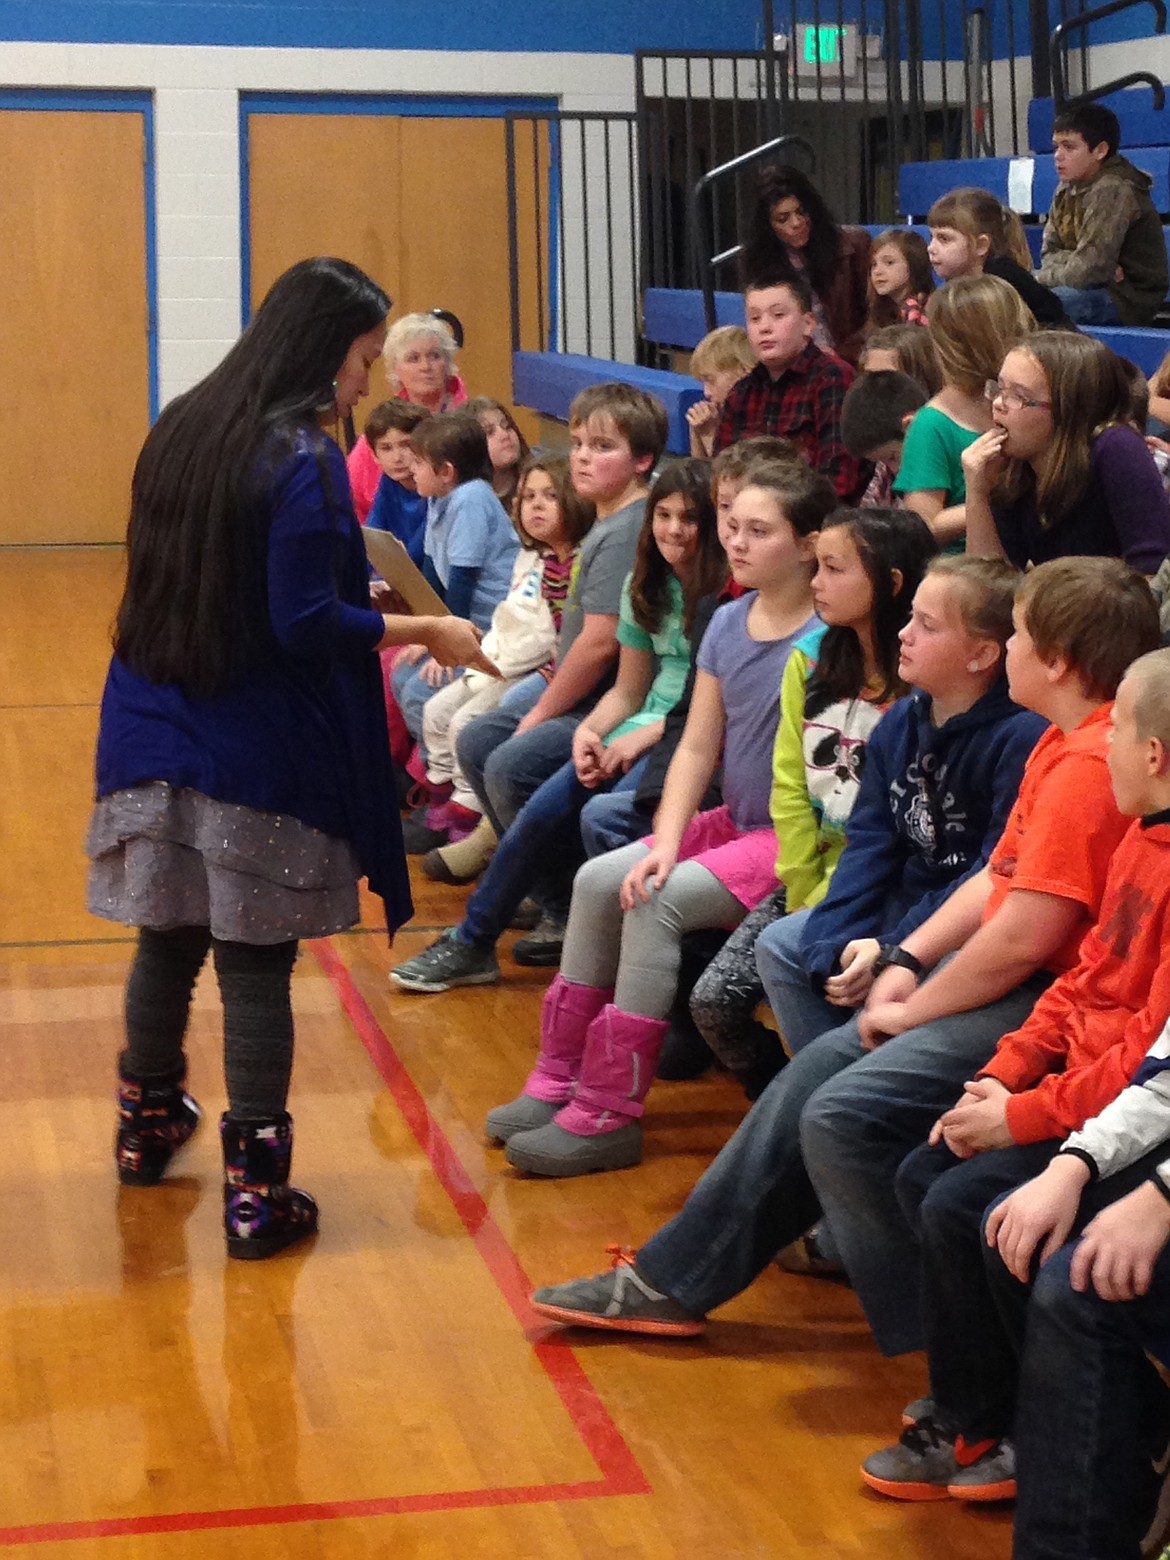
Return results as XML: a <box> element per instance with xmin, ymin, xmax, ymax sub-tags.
<box><xmin>310</xmin><ymin>937</ymin><xmax>649</xmax><ymax>1497</ymax></box>
<box><xmin>0</xmin><ymin>940</ymin><xmax>648</xmax><ymax>1549</ymax></box>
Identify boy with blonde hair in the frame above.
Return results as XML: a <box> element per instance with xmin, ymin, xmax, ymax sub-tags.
<box><xmin>687</xmin><ymin>325</ymin><xmax>756</xmax><ymax>457</ymax></box>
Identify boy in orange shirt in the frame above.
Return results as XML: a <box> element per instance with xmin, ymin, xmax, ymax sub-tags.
<box><xmin>863</xmin><ymin>645</ymin><xmax>1170</xmax><ymax>1503</ymax></box>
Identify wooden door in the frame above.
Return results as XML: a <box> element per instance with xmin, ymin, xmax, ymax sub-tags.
<box><xmin>0</xmin><ymin>109</ymin><xmax>150</xmax><ymax>544</ymax></box>
<box><xmin>247</xmin><ymin>111</ymin><xmax>538</xmax><ymax>438</ymax></box>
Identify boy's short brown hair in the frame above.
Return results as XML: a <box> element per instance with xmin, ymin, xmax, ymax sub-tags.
<box><xmin>740</xmin><ymin>461</ymin><xmax>839</xmax><ymax>538</ymax></box>
<box><xmin>364</xmin><ymin>400</ymin><xmax>431</xmax><ymax>445</ymax></box>
<box><xmin>410</xmin><ymin>412</ymin><xmax>491</xmax><ymax>485</ymax></box>
<box><xmin>567</xmin><ymin>382</ymin><xmax>669</xmax><ymax>466</ymax></box>
<box><xmin>1018</xmin><ymin>556</ymin><xmax>1162</xmax><ymax>702</ymax></box>
<box><xmin>690</xmin><ymin>325</ymin><xmax>755</xmax><ymax>383</ymax></box>
<box><xmin>711</xmin><ymin>436</ymin><xmax>806</xmax><ymax>490</ymax></box>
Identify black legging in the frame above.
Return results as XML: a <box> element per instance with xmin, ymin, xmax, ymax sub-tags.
<box><xmin>123</xmin><ymin>925</ymin><xmax>298</xmax><ymax>1118</ymax></box>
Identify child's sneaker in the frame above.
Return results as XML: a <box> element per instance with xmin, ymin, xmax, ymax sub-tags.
<box><xmin>862</xmin><ymin>1418</ymin><xmax>1016</xmax><ymax>1502</ymax></box>
<box><xmin>390</xmin><ymin>929</ymin><xmax>500</xmax><ymax>992</ymax></box>
<box><xmin>530</xmin><ymin>1245</ymin><xmax>706</xmax><ymax>1337</ymax></box>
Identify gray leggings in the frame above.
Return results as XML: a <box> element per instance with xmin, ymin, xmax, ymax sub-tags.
<box><xmin>560</xmin><ymin>841</ymin><xmax>744</xmax><ymax>1019</ymax></box>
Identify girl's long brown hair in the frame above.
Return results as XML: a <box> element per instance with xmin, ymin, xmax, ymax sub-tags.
<box><xmin>925</xmin><ymin>274</ymin><xmax>1036</xmax><ymax>396</ymax></box>
<box><xmin>629</xmin><ymin>459</ymin><xmax>726</xmax><ymax>637</ymax></box>
<box><xmin>991</xmin><ymin>331</ymin><xmax>1135</xmax><ymax>525</ymax></box>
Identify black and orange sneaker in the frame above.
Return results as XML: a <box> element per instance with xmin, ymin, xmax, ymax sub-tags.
<box><xmin>862</xmin><ymin>1418</ymin><xmax>1016</xmax><ymax>1503</ymax></box>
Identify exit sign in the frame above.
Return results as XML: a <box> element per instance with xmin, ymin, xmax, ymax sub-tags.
<box><xmin>795</xmin><ymin>22</ymin><xmax>858</xmax><ymax>77</ymax></box>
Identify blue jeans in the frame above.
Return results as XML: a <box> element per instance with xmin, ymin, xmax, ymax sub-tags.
<box><xmin>1006</xmin><ymin>1155</ymin><xmax>1170</xmax><ymax>1560</ymax></box>
<box><xmin>754</xmin><ymin>908</ymin><xmax>851</xmax><ymax>1054</ymax></box>
<box><xmin>1050</xmin><ymin>284</ymin><xmax>1122</xmax><ymax>324</ymax></box>
<box><xmin>800</xmin><ymin>971</ymin><xmax>1052</xmax><ymax>1355</ymax></box>
<box><xmin>459</xmin><ymin>754</ymin><xmax>650</xmax><ymax>945</ymax></box>
<box><xmin>455</xmin><ymin>673</ymin><xmax>580</xmax><ymax>835</ymax></box>
<box><xmin>635</xmin><ymin>1017</ymin><xmax>865</xmax><ymax>1317</ymax></box>
<box><xmin>581</xmin><ymin>787</ymin><xmax>653</xmax><ymax>858</ymax></box>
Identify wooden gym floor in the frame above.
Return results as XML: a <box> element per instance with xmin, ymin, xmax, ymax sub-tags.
<box><xmin>0</xmin><ymin>548</ymin><xmax>1012</xmax><ymax>1558</ymax></box>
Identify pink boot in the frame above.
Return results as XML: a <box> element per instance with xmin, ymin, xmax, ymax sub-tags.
<box><xmin>484</xmin><ymin>975</ymin><xmax>612</xmax><ymax>1144</ymax></box>
<box><xmin>504</xmin><ymin>1004</ymin><xmax>668</xmax><ymax>1177</ymax></box>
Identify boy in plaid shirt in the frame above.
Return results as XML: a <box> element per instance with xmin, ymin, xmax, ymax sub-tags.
<box><xmin>713</xmin><ymin>273</ymin><xmax>868</xmax><ymax>502</ymax></box>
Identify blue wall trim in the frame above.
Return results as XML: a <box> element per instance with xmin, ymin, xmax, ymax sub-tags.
<box><xmin>238</xmin><ymin>92</ymin><xmax>555</xmax><ymax>329</ymax></box>
<box><xmin>0</xmin><ymin>87</ymin><xmax>158</xmax><ymax>421</ymax></box>
<box><xmin>0</xmin><ymin>0</ymin><xmax>762</xmax><ymax>53</ymax></box>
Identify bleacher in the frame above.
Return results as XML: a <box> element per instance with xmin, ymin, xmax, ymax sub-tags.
<box><xmin>512</xmin><ymin>87</ymin><xmax>1170</xmax><ymax>424</ymax></box>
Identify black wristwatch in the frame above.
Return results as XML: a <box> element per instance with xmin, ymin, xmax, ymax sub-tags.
<box><xmin>872</xmin><ymin>944</ymin><xmax>925</xmax><ymax>980</ymax></box>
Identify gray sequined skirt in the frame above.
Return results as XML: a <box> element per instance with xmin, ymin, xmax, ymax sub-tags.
<box><xmin>86</xmin><ymin>782</ymin><xmax>361</xmax><ymax>944</ymax></box>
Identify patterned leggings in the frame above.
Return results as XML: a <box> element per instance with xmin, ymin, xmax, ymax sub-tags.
<box><xmin>688</xmin><ymin>884</ymin><xmax>791</xmax><ymax>1093</ymax></box>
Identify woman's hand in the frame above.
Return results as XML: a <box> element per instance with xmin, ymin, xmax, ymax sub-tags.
<box><xmin>824</xmin><ymin>938</ymin><xmax>880</xmax><ymax>1007</ymax></box>
<box><xmin>418</xmin><ymin>617</ymin><xmax>501</xmax><ymax>679</ymax></box>
<box><xmin>620</xmin><ymin>845</ymin><xmax>678</xmax><ymax>910</ymax></box>
<box><xmin>370</xmin><ymin>580</ymin><xmax>411</xmax><ymax>614</ymax></box>
<box><xmin>572</xmin><ymin>726</ymin><xmax>607</xmax><ymax>787</ymax></box>
<box><xmin>960</xmin><ymin>427</ymin><xmax>1009</xmax><ymax>495</ymax></box>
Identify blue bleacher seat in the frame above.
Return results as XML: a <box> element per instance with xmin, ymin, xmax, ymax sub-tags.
<box><xmin>900</xmin><ymin>150</ymin><xmax>1170</xmax><ymax>219</ymax></box>
<box><xmin>1083</xmin><ymin>324</ymin><xmax>1170</xmax><ymax>377</ymax></box>
<box><xmin>512</xmin><ymin>350</ymin><xmax>702</xmax><ymax>453</ymax></box>
<box><xmin>1029</xmin><ymin>92</ymin><xmax>1170</xmax><ymax>155</ymax></box>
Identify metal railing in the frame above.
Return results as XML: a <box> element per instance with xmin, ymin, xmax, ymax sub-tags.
<box><xmin>1051</xmin><ymin>0</ymin><xmax>1167</xmax><ymax>108</ymax></box>
<box><xmin>505</xmin><ymin>110</ymin><xmax>640</xmax><ymax>364</ymax></box>
<box><xmin>691</xmin><ymin>133</ymin><xmax>816</xmax><ymax>331</ymax></box>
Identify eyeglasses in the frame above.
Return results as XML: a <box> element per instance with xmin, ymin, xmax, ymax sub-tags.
<box><xmin>984</xmin><ymin>380</ymin><xmax>1052</xmax><ymax>412</ymax></box>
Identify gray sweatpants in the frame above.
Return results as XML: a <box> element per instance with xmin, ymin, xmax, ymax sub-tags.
<box><xmin>559</xmin><ymin>841</ymin><xmax>744</xmax><ymax>1019</ymax></box>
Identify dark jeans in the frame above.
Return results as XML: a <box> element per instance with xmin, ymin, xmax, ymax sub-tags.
<box><xmin>455</xmin><ymin>674</ymin><xmax>581</xmax><ymax>836</ymax></box>
<box><xmin>1008</xmin><ymin>1158</ymin><xmax>1170</xmax><ymax>1560</ymax></box>
<box><xmin>460</xmin><ymin>755</ymin><xmax>648</xmax><ymax>945</ymax></box>
<box><xmin>898</xmin><ymin>1139</ymin><xmax>1170</xmax><ymax>1462</ymax></box>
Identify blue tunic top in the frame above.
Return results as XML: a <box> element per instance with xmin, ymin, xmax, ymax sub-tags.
<box><xmin>94</xmin><ymin>433</ymin><xmax>413</xmax><ymax>936</ymax></box>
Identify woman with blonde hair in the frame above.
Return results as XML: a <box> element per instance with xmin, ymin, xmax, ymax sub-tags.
<box><xmin>963</xmin><ymin>329</ymin><xmax>1170</xmax><ymax>571</ymax></box>
<box><xmin>894</xmin><ymin>275</ymin><xmax>1036</xmax><ymax>549</ymax></box>
<box><xmin>348</xmin><ymin>311</ymin><xmax>468</xmax><ymax>520</ymax></box>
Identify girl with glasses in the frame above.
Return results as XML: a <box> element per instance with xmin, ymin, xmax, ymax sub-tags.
<box><xmin>963</xmin><ymin>330</ymin><xmax>1170</xmax><ymax>573</ymax></box>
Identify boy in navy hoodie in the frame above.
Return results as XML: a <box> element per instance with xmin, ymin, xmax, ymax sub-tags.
<box><xmin>526</xmin><ymin>556</ymin><xmax>1044</xmax><ymax>1340</ymax></box>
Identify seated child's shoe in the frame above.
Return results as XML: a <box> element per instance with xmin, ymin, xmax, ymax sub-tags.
<box><xmin>861</xmin><ymin>1418</ymin><xmax>961</xmax><ymax>1502</ymax></box>
<box><xmin>530</xmin><ymin>1245</ymin><xmax>706</xmax><ymax>1336</ymax></box>
<box><xmin>509</xmin><ymin>897</ymin><xmax>541</xmax><ymax>931</ymax></box>
<box><xmin>221</xmin><ymin>1112</ymin><xmax>318</xmax><ymax>1261</ymax></box>
<box><xmin>486</xmin><ymin>975</ymin><xmax>613</xmax><ymax>1144</ymax></box>
<box><xmin>901</xmin><ymin>1395</ymin><xmax>935</xmax><ymax>1428</ymax></box>
<box><xmin>505</xmin><ymin>1004</ymin><xmax>668</xmax><ymax>1176</ymax></box>
<box><xmin>506</xmin><ymin>1118</ymin><xmax>643</xmax><ymax>1176</ymax></box>
<box><xmin>116</xmin><ymin>1057</ymin><xmax>202</xmax><ymax>1186</ymax></box>
<box><xmin>775</xmin><ymin>1221</ymin><xmax>847</xmax><ymax>1279</ymax></box>
<box><xmin>401</xmin><ymin>803</ymin><xmax>453</xmax><ymax>854</ymax></box>
<box><xmin>511</xmin><ymin>914</ymin><xmax>567</xmax><ymax>967</ymax></box>
<box><xmin>422</xmin><ymin>816</ymin><xmax>498</xmax><ymax>885</ymax></box>
<box><xmin>862</xmin><ymin>1419</ymin><xmax>1015</xmax><ymax>1503</ymax></box>
<box><xmin>485</xmin><ymin>1094</ymin><xmax>559</xmax><ymax>1142</ymax></box>
<box><xmin>946</xmin><ymin>1438</ymin><xmax>1016</xmax><ymax>1502</ymax></box>
<box><xmin>391</xmin><ymin>929</ymin><xmax>500</xmax><ymax>993</ymax></box>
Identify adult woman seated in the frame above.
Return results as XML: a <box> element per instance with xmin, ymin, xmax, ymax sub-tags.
<box><xmin>738</xmin><ymin>165</ymin><xmax>871</xmax><ymax>366</ymax></box>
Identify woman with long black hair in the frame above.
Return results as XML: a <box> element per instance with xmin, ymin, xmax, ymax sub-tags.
<box><xmin>88</xmin><ymin>256</ymin><xmax>491</xmax><ymax>1258</ymax></box>
<box><xmin>738</xmin><ymin>164</ymin><xmax>871</xmax><ymax>366</ymax></box>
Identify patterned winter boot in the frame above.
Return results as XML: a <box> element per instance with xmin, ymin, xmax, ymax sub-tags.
<box><xmin>115</xmin><ymin>1056</ymin><xmax>202</xmax><ymax>1186</ymax></box>
<box><xmin>221</xmin><ymin>1112</ymin><xmax>319</xmax><ymax>1261</ymax></box>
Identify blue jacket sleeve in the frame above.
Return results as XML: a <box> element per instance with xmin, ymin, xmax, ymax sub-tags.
<box><xmin>883</xmin><ymin>713</ymin><xmax>1042</xmax><ymax>945</ymax></box>
<box><xmin>444</xmin><ymin>564</ymin><xmax>478</xmax><ymax>621</ymax></box>
<box><xmin>267</xmin><ymin>448</ymin><xmax>384</xmax><ymax>659</ymax></box>
<box><xmin>800</xmin><ymin>711</ymin><xmax>909</xmax><ymax>983</ymax></box>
